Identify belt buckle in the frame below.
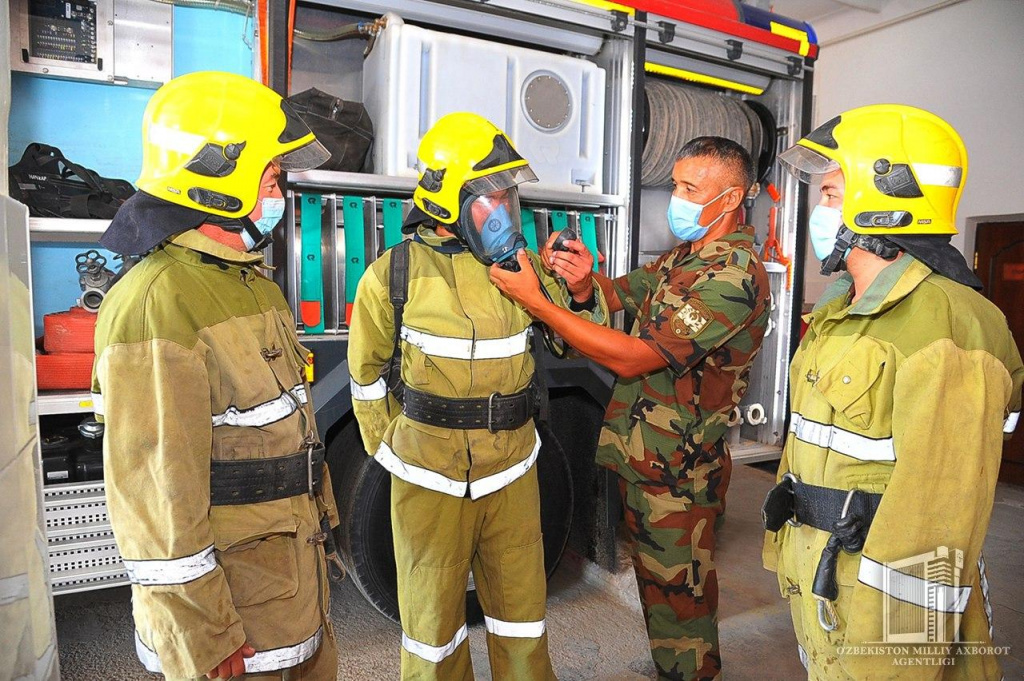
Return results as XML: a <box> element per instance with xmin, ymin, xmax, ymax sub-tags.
<box><xmin>304</xmin><ymin>437</ymin><xmax>316</xmax><ymax>498</ymax></box>
<box><xmin>487</xmin><ymin>392</ymin><xmax>501</xmax><ymax>433</ymax></box>
<box><xmin>783</xmin><ymin>472</ymin><xmax>802</xmax><ymax>527</ymax></box>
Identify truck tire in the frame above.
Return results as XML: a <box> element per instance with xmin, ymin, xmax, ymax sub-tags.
<box><xmin>331</xmin><ymin>420</ymin><xmax>574</xmax><ymax>623</ymax></box>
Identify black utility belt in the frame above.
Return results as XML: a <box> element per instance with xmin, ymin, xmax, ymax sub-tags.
<box><xmin>210</xmin><ymin>442</ymin><xmax>326</xmax><ymax>506</ymax></box>
<box><xmin>763</xmin><ymin>473</ymin><xmax>885</xmax><ymax>611</ymax></box>
<box><xmin>402</xmin><ymin>383</ymin><xmax>538</xmax><ymax>432</ymax></box>
<box><xmin>762</xmin><ymin>474</ymin><xmax>883</xmax><ymax>533</ymax></box>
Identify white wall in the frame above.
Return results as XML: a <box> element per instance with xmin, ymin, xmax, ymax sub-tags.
<box><xmin>801</xmin><ymin>0</ymin><xmax>1024</xmax><ymax>305</ymax></box>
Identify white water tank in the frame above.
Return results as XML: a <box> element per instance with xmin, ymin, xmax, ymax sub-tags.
<box><xmin>363</xmin><ymin>18</ymin><xmax>606</xmax><ymax>193</ymax></box>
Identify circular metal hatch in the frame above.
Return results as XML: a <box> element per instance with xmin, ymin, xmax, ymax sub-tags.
<box><xmin>522</xmin><ymin>71</ymin><xmax>572</xmax><ymax>133</ymax></box>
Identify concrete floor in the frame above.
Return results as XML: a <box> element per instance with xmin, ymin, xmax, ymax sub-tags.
<box><xmin>54</xmin><ymin>464</ymin><xmax>1024</xmax><ymax>680</ymax></box>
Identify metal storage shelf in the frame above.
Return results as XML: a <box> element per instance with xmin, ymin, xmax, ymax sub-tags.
<box><xmin>28</xmin><ymin>218</ymin><xmax>110</xmax><ymax>241</ymax></box>
<box><xmin>49</xmin><ymin>563</ymin><xmax>129</xmax><ymax>595</ymax></box>
<box><xmin>288</xmin><ymin>170</ymin><xmax>625</xmax><ymax>208</ymax></box>
<box><xmin>38</xmin><ymin>390</ymin><xmax>96</xmax><ymax>416</ymax></box>
<box><xmin>43</xmin><ymin>481</ymin><xmax>126</xmax><ymax>595</ymax></box>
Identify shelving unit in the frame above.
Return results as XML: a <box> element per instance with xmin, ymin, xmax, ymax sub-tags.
<box><xmin>42</xmin><ymin>481</ymin><xmax>127</xmax><ymax>595</ymax></box>
<box><xmin>29</xmin><ymin>217</ymin><xmax>111</xmax><ymax>242</ymax></box>
<box><xmin>289</xmin><ymin>170</ymin><xmax>626</xmax><ymax>208</ymax></box>
<box><xmin>38</xmin><ymin>390</ymin><xmax>96</xmax><ymax>416</ymax></box>
<box><xmin>31</xmin><ymin>217</ymin><xmax>121</xmax><ymax>593</ymax></box>
<box><xmin>31</xmin><ymin>218</ymin><xmax>104</xmax><ymax>416</ymax></box>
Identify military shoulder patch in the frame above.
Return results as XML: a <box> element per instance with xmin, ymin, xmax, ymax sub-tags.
<box><xmin>727</xmin><ymin>248</ymin><xmax>752</xmax><ymax>270</ymax></box>
<box><xmin>671</xmin><ymin>298</ymin><xmax>714</xmax><ymax>339</ymax></box>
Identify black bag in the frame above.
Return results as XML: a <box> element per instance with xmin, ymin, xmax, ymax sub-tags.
<box><xmin>285</xmin><ymin>88</ymin><xmax>374</xmax><ymax>173</ymax></box>
<box><xmin>8</xmin><ymin>143</ymin><xmax>136</xmax><ymax>219</ymax></box>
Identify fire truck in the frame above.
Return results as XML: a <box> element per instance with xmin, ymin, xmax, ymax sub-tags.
<box><xmin>5</xmin><ymin>0</ymin><xmax>816</xmax><ymax>622</ymax></box>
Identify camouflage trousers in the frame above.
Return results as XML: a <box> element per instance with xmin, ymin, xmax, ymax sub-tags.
<box><xmin>619</xmin><ymin>447</ymin><xmax>732</xmax><ymax>681</ymax></box>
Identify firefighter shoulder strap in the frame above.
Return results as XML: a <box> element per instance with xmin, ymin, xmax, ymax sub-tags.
<box><xmin>381</xmin><ymin>239</ymin><xmax>410</xmax><ymax>400</ymax></box>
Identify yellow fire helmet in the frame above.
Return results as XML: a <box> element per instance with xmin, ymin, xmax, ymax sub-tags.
<box><xmin>137</xmin><ymin>71</ymin><xmax>330</xmax><ymax>218</ymax></box>
<box><xmin>412</xmin><ymin>112</ymin><xmax>537</xmax><ymax>225</ymax></box>
<box><xmin>779</xmin><ymin>104</ymin><xmax>967</xmax><ymax>236</ymax></box>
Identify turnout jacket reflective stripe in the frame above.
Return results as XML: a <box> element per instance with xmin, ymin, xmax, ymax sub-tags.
<box><xmin>348</xmin><ymin>227</ymin><xmax>608</xmax><ymax>497</ymax></box>
<box><xmin>764</xmin><ymin>255</ymin><xmax>1023</xmax><ymax>679</ymax></box>
<box><xmin>92</xmin><ymin>230</ymin><xmax>339</xmax><ymax>679</ymax></box>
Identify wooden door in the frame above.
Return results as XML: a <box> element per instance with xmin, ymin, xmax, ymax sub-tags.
<box><xmin>974</xmin><ymin>221</ymin><xmax>1024</xmax><ymax>484</ymax></box>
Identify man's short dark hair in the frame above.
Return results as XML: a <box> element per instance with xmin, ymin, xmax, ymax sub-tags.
<box><xmin>676</xmin><ymin>136</ymin><xmax>756</xmax><ymax>191</ymax></box>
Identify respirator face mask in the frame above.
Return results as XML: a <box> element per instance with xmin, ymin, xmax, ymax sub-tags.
<box><xmin>457</xmin><ymin>188</ymin><xmax>526</xmax><ymax>267</ymax></box>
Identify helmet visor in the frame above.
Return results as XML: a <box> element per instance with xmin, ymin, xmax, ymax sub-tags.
<box><xmin>458</xmin><ymin>188</ymin><xmax>526</xmax><ymax>265</ymax></box>
<box><xmin>277</xmin><ymin>139</ymin><xmax>332</xmax><ymax>172</ymax></box>
<box><xmin>463</xmin><ymin>166</ymin><xmax>539</xmax><ymax>196</ymax></box>
<box><xmin>778</xmin><ymin>144</ymin><xmax>840</xmax><ymax>184</ymax></box>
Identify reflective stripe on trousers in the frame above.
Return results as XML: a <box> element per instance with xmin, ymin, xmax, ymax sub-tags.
<box><xmin>484</xmin><ymin>616</ymin><xmax>546</xmax><ymax>638</ymax></box>
<box><xmin>374</xmin><ymin>428</ymin><xmax>542</xmax><ymax>499</ymax></box>
<box><xmin>400</xmin><ymin>618</ymin><xmax>546</xmax><ymax>663</ymax></box>
<box><xmin>402</xmin><ymin>625</ymin><xmax>468</xmax><ymax>663</ymax></box>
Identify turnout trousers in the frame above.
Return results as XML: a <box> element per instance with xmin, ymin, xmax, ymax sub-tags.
<box><xmin>391</xmin><ymin>465</ymin><xmax>556</xmax><ymax>680</ymax></box>
<box><xmin>619</xmin><ymin>450</ymin><xmax>732</xmax><ymax>681</ymax></box>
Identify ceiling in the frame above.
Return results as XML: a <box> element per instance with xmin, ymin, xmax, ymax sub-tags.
<box><xmin>757</xmin><ymin>0</ymin><xmax>888</xmax><ymax>24</ymax></box>
<box><xmin>754</xmin><ymin>0</ymin><xmax>964</xmax><ymax>47</ymax></box>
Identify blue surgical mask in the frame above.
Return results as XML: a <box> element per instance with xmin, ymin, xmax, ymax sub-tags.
<box><xmin>253</xmin><ymin>197</ymin><xmax>285</xmax><ymax>235</ymax></box>
<box><xmin>666</xmin><ymin>188</ymin><xmax>730</xmax><ymax>242</ymax></box>
<box><xmin>242</xmin><ymin>197</ymin><xmax>286</xmax><ymax>250</ymax></box>
<box><xmin>808</xmin><ymin>205</ymin><xmax>843</xmax><ymax>261</ymax></box>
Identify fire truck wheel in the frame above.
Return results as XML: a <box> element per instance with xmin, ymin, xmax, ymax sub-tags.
<box><xmin>329</xmin><ymin>419</ymin><xmax>574</xmax><ymax>624</ymax></box>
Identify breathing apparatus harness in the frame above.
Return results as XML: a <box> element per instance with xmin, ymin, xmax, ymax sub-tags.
<box><xmin>378</xmin><ymin>235</ymin><xmax>565</xmax><ymax>431</ymax></box>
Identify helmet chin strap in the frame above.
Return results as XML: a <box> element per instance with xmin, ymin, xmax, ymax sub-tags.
<box><xmin>206</xmin><ymin>214</ymin><xmax>269</xmax><ymax>252</ymax></box>
<box><xmin>820</xmin><ymin>226</ymin><xmax>856</xmax><ymax>276</ymax></box>
<box><xmin>240</xmin><ymin>218</ymin><xmax>274</xmax><ymax>252</ymax></box>
<box><xmin>820</xmin><ymin>225</ymin><xmax>901</xmax><ymax>275</ymax></box>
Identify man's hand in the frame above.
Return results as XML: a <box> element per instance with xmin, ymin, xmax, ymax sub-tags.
<box><xmin>540</xmin><ymin>232</ymin><xmax>602</xmax><ymax>302</ymax></box>
<box><xmin>207</xmin><ymin>643</ymin><xmax>255</xmax><ymax>679</ymax></box>
<box><xmin>489</xmin><ymin>250</ymin><xmax>546</xmax><ymax>312</ymax></box>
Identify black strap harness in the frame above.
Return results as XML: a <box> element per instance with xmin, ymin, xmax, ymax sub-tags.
<box><xmin>379</xmin><ymin>238</ymin><xmax>545</xmax><ymax>430</ymax></box>
<box><xmin>380</xmin><ymin>239</ymin><xmax>411</xmax><ymax>402</ymax></box>
<box><xmin>763</xmin><ymin>474</ymin><xmax>883</xmax><ymax>605</ymax></box>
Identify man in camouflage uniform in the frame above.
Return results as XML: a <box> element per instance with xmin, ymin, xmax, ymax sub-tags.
<box><xmin>491</xmin><ymin>136</ymin><xmax>770</xmax><ymax>680</ymax></box>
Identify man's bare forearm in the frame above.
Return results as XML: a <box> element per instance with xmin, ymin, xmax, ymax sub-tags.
<box><xmin>528</xmin><ymin>297</ymin><xmax>664</xmax><ymax>378</ymax></box>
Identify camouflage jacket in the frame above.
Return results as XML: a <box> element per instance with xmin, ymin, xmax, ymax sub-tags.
<box><xmin>595</xmin><ymin>224</ymin><xmax>770</xmax><ymax>486</ymax></box>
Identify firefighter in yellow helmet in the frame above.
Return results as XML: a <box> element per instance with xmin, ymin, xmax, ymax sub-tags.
<box><xmin>93</xmin><ymin>71</ymin><xmax>339</xmax><ymax>679</ymax></box>
<box><xmin>348</xmin><ymin>112</ymin><xmax>607</xmax><ymax>680</ymax></box>
<box><xmin>763</xmin><ymin>104</ymin><xmax>1023</xmax><ymax>678</ymax></box>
